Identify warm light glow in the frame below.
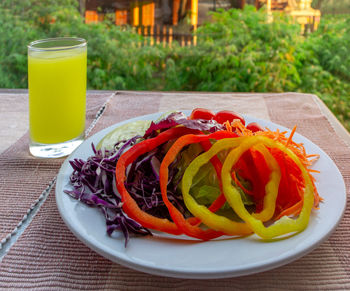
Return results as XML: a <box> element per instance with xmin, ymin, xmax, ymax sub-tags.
<box><xmin>85</xmin><ymin>10</ymin><xmax>98</xmax><ymax>24</ymax></box>
<box><xmin>133</xmin><ymin>6</ymin><xmax>139</xmax><ymax>26</ymax></box>
<box><xmin>115</xmin><ymin>10</ymin><xmax>128</xmax><ymax>26</ymax></box>
<box><xmin>173</xmin><ymin>0</ymin><xmax>180</xmax><ymax>25</ymax></box>
<box><xmin>299</xmin><ymin>0</ymin><xmax>312</xmax><ymax>10</ymax></box>
<box><xmin>191</xmin><ymin>0</ymin><xmax>198</xmax><ymax>26</ymax></box>
<box><xmin>267</xmin><ymin>0</ymin><xmax>271</xmax><ymax>10</ymax></box>
<box><xmin>142</xmin><ymin>2</ymin><xmax>155</xmax><ymax>26</ymax></box>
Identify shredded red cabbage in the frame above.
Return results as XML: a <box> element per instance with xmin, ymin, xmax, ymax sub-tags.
<box><xmin>124</xmin><ymin>142</ymin><xmax>186</xmax><ymax>220</ymax></box>
<box><xmin>65</xmin><ymin>111</ymin><xmax>217</xmax><ymax>246</ymax></box>
<box><xmin>65</xmin><ymin>135</ymin><xmax>185</xmax><ymax>245</ymax></box>
<box><xmin>64</xmin><ymin>136</ymin><xmax>151</xmax><ymax>247</ymax></box>
<box><xmin>144</xmin><ymin>111</ymin><xmax>224</xmax><ymax>138</ymax></box>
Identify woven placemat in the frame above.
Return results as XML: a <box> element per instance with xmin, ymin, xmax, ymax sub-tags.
<box><xmin>0</xmin><ymin>93</ymin><xmax>113</xmax><ymax>242</ymax></box>
<box><xmin>0</xmin><ymin>92</ymin><xmax>349</xmax><ymax>289</ymax></box>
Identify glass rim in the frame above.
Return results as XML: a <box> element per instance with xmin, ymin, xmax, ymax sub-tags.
<box><xmin>28</xmin><ymin>37</ymin><xmax>87</xmax><ymax>52</ymax></box>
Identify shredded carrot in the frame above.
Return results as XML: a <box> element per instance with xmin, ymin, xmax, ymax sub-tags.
<box><xmin>231</xmin><ymin>120</ymin><xmax>253</xmax><ymax>137</ymax></box>
<box><xmin>311</xmin><ymin>178</ymin><xmax>322</xmax><ymax>207</ymax></box>
<box><xmin>275</xmin><ymin>200</ymin><xmax>303</xmax><ymax>220</ymax></box>
<box><xmin>286</xmin><ymin>125</ymin><xmax>297</xmax><ymax>148</ymax></box>
<box><xmin>229</xmin><ymin>120</ymin><xmax>322</xmax><ymax>211</ymax></box>
<box><xmin>306</xmin><ymin>154</ymin><xmax>320</xmax><ymax>158</ymax></box>
<box><xmin>307</xmin><ymin>154</ymin><xmax>320</xmax><ymax>165</ymax></box>
<box><xmin>224</xmin><ymin>120</ymin><xmax>232</xmax><ymax>132</ymax></box>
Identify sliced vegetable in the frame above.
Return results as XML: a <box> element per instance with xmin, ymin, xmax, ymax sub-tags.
<box><xmin>124</xmin><ymin>144</ymin><xmax>185</xmax><ymax>220</ymax></box>
<box><xmin>65</xmin><ymin>138</ymin><xmax>151</xmax><ymax>246</ymax></box>
<box><xmin>181</xmin><ymin>136</ymin><xmax>280</xmax><ymax>235</ymax></box>
<box><xmin>116</xmin><ymin>126</ymin><xmax>201</xmax><ymax>235</ymax></box>
<box><xmin>214</xmin><ymin>110</ymin><xmax>246</xmax><ymax>126</ymax></box>
<box><xmin>144</xmin><ymin>111</ymin><xmax>223</xmax><ymax>138</ymax></box>
<box><xmin>221</xmin><ymin>136</ymin><xmax>314</xmax><ymax>239</ymax></box>
<box><xmin>64</xmin><ymin>109</ymin><xmax>320</xmax><ymax>245</ymax></box>
<box><xmin>189</xmin><ymin>108</ymin><xmax>215</xmax><ymax>120</ymax></box>
<box><xmin>159</xmin><ymin>131</ymin><xmax>241</xmax><ymax>240</ymax></box>
<box><xmin>97</xmin><ymin>120</ymin><xmax>151</xmax><ymax>151</ymax></box>
<box><xmin>246</xmin><ymin>122</ymin><xmax>264</xmax><ymax>133</ymax></box>
<box><xmin>234</xmin><ymin>120</ymin><xmax>320</xmax><ymax>215</ymax></box>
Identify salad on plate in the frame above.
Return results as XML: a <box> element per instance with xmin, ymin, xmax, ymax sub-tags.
<box><xmin>64</xmin><ymin>108</ymin><xmax>321</xmax><ymax>246</ymax></box>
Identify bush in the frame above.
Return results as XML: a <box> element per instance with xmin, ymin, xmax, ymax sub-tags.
<box><xmin>297</xmin><ymin>15</ymin><xmax>350</xmax><ymax>128</ymax></box>
<box><xmin>164</xmin><ymin>7</ymin><xmax>302</xmax><ymax>92</ymax></box>
<box><xmin>0</xmin><ymin>2</ymin><xmax>349</xmax><ymax>130</ymax></box>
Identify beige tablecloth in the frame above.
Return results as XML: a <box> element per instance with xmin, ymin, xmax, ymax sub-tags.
<box><xmin>0</xmin><ymin>91</ymin><xmax>349</xmax><ymax>290</ymax></box>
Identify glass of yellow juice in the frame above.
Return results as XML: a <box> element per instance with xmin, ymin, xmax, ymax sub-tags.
<box><xmin>28</xmin><ymin>37</ymin><xmax>87</xmax><ymax>158</ymax></box>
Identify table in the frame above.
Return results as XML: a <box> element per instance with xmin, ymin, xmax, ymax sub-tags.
<box><xmin>0</xmin><ymin>90</ymin><xmax>349</xmax><ymax>289</ymax></box>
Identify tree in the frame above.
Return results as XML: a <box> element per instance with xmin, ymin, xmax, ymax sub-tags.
<box><xmin>78</xmin><ymin>0</ymin><xmax>86</xmax><ymax>17</ymax></box>
<box><xmin>312</xmin><ymin>0</ymin><xmax>324</xmax><ymax>10</ymax></box>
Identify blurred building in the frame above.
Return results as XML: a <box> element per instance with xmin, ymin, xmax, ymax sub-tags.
<box><xmin>83</xmin><ymin>0</ymin><xmax>198</xmax><ymax>27</ymax></box>
<box><xmin>80</xmin><ymin>0</ymin><xmax>320</xmax><ymax>42</ymax></box>
<box><xmin>256</xmin><ymin>0</ymin><xmax>321</xmax><ymax>32</ymax></box>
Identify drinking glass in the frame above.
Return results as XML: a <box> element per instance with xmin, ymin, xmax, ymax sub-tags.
<box><xmin>28</xmin><ymin>37</ymin><xmax>87</xmax><ymax>158</ymax></box>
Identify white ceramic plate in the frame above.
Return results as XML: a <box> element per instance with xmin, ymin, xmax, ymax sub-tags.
<box><xmin>55</xmin><ymin>111</ymin><xmax>346</xmax><ymax>279</ymax></box>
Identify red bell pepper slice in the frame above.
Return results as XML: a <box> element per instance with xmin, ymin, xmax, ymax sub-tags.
<box><xmin>189</xmin><ymin>108</ymin><xmax>215</xmax><ymax>120</ymax></box>
<box><xmin>270</xmin><ymin>148</ymin><xmax>304</xmax><ymax>216</ymax></box>
<box><xmin>214</xmin><ymin>110</ymin><xmax>246</xmax><ymax>126</ymax></box>
<box><xmin>159</xmin><ymin>131</ymin><xmax>239</xmax><ymax>240</ymax></box>
<box><xmin>115</xmin><ymin>126</ymin><xmax>236</xmax><ymax>236</ymax></box>
<box><xmin>115</xmin><ymin>126</ymin><xmax>199</xmax><ymax>235</ymax></box>
<box><xmin>246</xmin><ymin>122</ymin><xmax>264</xmax><ymax>132</ymax></box>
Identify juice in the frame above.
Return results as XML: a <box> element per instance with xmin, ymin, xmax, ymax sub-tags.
<box><xmin>28</xmin><ymin>47</ymin><xmax>87</xmax><ymax>144</ymax></box>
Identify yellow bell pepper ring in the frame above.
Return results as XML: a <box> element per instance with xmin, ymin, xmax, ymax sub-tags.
<box><xmin>221</xmin><ymin>136</ymin><xmax>314</xmax><ymax>239</ymax></box>
<box><xmin>182</xmin><ymin>137</ymin><xmax>281</xmax><ymax>236</ymax></box>
<box><xmin>250</xmin><ymin>144</ymin><xmax>281</xmax><ymax>222</ymax></box>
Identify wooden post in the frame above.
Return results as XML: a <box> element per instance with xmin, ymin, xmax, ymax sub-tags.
<box><xmin>193</xmin><ymin>25</ymin><xmax>197</xmax><ymax>46</ymax></box>
<box><xmin>142</xmin><ymin>3</ymin><xmax>147</xmax><ymax>26</ymax></box>
<box><xmin>156</xmin><ymin>25</ymin><xmax>160</xmax><ymax>45</ymax></box>
<box><xmin>169</xmin><ymin>26</ymin><xmax>173</xmax><ymax>48</ymax></box>
<box><xmin>190</xmin><ymin>0</ymin><xmax>198</xmax><ymax>26</ymax></box>
<box><xmin>173</xmin><ymin>0</ymin><xmax>180</xmax><ymax>25</ymax></box>
<box><xmin>163</xmin><ymin>25</ymin><xmax>167</xmax><ymax>48</ymax></box>
<box><xmin>267</xmin><ymin>0</ymin><xmax>273</xmax><ymax>23</ymax></box>
<box><xmin>144</xmin><ymin>26</ymin><xmax>148</xmax><ymax>46</ymax></box>
<box><xmin>133</xmin><ymin>3</ymin><xmax>140</xmax><ymax>26</ymax></box>
<box><xmin>151</xmin><ymin>2</ymin><xmax>155</xmax><ymax>26</ymax></box>
<box><xmin>267</xmin><ymin>0</ymin><xmax>271</xmax><ymax>11</ymax></box>
<box><xmin>150</xmin><ymin>26</ymin><xmax>154</xmax><ymax>46</ymax></box>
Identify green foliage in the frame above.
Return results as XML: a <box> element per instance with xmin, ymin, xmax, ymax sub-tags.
<box><xmin>296</xmin><ymin>15</ymin><xmax>350</xmax><ymax>128</ymax></box>
<box><xmin>309</xmin><ymin>15</ymin><xmax>350</xmax><ymax>81</ymax></box>
<box><xmin>0</xmin><ymin>2</ymin><xmax>349</xmax><ymax>130</ymax></box>
<box><xmin>312</xmin><ymin>0</ymin><xmax>350</xmax><ymax>14</ymax></box>
<box><xmin>164</xmin><ymin>7</ymin><xmax>302</xmax><ymax>92</ymax></box>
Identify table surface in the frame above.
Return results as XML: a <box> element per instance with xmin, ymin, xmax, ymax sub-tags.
<box><xmin>1</xmin><ymin>89</ymin><xmax>349</xmax><ymax>155</ymax></box>
<box><xmin>0</xmin><ymin>89</ymin><xmax>349</xmax><ymax>289</ymax></box>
